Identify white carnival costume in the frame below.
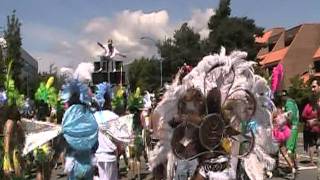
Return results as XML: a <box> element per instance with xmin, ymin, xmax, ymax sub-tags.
<box><xmin>148</xmin><ymin>48</ymin><xmax>277</xmax><ymax>180</ymax></box>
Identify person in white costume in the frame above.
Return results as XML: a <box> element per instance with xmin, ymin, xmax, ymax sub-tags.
<box><xmin>94</xmin><ymin>89</ymin><xmax>120</xmax><ymax>180</ymax></box>
<box><xmin>97</xmin><ymin>39</ymin><xmax>126</xmax><ymax>72</ymax></box>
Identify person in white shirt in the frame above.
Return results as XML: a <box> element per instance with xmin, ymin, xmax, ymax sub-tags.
<box><xmin>97</xmin><ymin>39</ymin><xmax>126</xmax><ymax>72</ymax></box>
<box><xmin>94</xmin><ymin>91</ymin><xmax>120</xmax><ymax>180</ymax></box>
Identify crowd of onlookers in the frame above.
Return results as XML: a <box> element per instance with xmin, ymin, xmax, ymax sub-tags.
<box><xmin>270</xmin><ymin>77</ymin><xmax>320</xmax><ymax>179</ymax></box>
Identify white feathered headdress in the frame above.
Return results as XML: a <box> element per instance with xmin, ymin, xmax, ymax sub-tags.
<box><xmin>149</xmin><ymin>48</ymin><xmax>275</xmax><ymax>180</ymax></box>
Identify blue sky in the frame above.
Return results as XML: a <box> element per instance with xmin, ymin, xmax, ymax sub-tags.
<box><xmin>0</xmin><ymin>0</ymin><xmax>319</xmax><ymax>71</ymax></box>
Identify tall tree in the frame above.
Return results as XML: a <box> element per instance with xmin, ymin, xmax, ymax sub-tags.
<box><xmin>158</xmin><ymin>23</ymin><xmax>203</xmax><ymax>80</ymax></box>
<box><xmin>208</xmin><ymin>0</ymin><xmax>231</xmax><ymax>29</ymax></box>
<box><xmin>4</xmin><ymin>10</ymin><xmax>23</xmax><ymax>90</ymax></box>
<box><xmin>158</xmin><ymin>37</ymin><xmax>176</xmax><ymax>81</ymax></box>
<box><xmin>128</xmin><ymin>57</ymin><xmax>160</xmax><ymax>91</ymax></box>
<box><xmin>287</xmin><ymin>75</ymin><xmax>310</xmax><ymax>111</ymax></box>
<box><xmin>206</xmin><ymin>0</ymin><xmax>264</xmax><ymax>60</ymax></box>
<box><xmin>173</xmin><ymin>23</ymin><xmax>203</xmax><ymax>67</ymax></box>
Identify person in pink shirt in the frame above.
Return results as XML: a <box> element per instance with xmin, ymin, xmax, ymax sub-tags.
<box><xmin>302</xmin><ymin>78</ymin><xmax>320</xmax><ymax>165</ymax></box>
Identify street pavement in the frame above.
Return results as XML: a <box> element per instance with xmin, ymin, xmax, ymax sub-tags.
<box><xmin>48</xmin><ymin>133</ymin><xmax>318</xmax><ymax>180</ymax></box>
<box><xmin>271</xmin><ymin>133</ymin><xmax>318</xmax><ymax>180</ymax></box>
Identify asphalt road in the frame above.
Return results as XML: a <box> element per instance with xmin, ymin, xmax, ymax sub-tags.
<box><xmin>48</xmin><ymin>133</ymin><xmax>319</xmax><ymax>180</ymax></box>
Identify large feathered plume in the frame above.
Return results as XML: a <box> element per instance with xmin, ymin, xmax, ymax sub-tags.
<box><xmin>94</xmin><ymin>82</ymin><xmax>112</xmax><ymax>109</ymax></box>
<box><xmin>35</xmin><ymin>76</ymin><xmax>59</xmax><ymax>107</ymax></box>
<box><xmin>60</xmin><ymin>62</ymin><xmax>94</xmax><ymax>105</ymax></box>
<box><xmin>60</xmin><ymin>79</ymin><xmax>92</xmax><ymax>105</ymax></box>
<box><xmin>73</xmin><ymin>62</ymin><xmax>94</xmax><ymax>83</ymax></box>
<box><xmin>149</xmin><ymin>48</ymin><xmax>275</xmax><ymax>180</ymax></box>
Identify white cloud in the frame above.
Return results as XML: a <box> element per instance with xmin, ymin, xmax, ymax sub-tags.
<box><xmin>25</xmin><ymin>9</ymin><xmax>214</xmax><ymax>72</ymax></box>
<box><xmin>188</xmin><ymin>8</ymin><xmax>215</xmax><ymax>39</ymax></box>
<box><xmin>80</xmin><ymin>10</ymin><xmax>174</xmax><ymax>64</ymax></box>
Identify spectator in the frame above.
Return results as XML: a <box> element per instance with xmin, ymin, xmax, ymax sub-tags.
<box><xmin>302</xmin><ymin>78</ymin><xmax>320</xmax><ymax>165</ymax></box>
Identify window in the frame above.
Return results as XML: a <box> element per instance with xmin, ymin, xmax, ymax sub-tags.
<box><xmin>314</xmin><ymin>61</ymin><xmax>320</xmax><ymax>72</ymax></box>
<box><xmin>268</xmin><ymin>43</ymin><xmax>275</xmax><ymax>52</ymax></box>
<box><xmin>285</xmin><ymin>36</ymin><xmax>294</xmax><ymax>47</ymax></box>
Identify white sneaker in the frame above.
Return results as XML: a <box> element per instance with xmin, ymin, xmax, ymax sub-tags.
<box><xmin>97</xmin><ymin>68</ymin><xmax>102</xmax><ymax>72</ymax></box>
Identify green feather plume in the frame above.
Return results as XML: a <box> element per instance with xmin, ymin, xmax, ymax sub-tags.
<box><xmin>35</xmin><ymin>77</ymin><xmax>58</xmax><ymax>108</ymax></box>
<box><xmin>5</xmin><ymin>60</ymin><xmax>24</xmax><ymax>107</ymax></box>
<box><xmin>128</xmin><ymin>87</ymin><xmax>143</xmax><ymax>113</ymax></box>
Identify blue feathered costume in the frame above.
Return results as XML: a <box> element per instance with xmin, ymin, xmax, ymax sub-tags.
<box><xmin>61</xmin><ymin>79</ymin><xmax>98</xmax><ymax>180</ymax></box>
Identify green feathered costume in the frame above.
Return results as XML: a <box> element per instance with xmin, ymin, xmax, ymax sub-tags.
<box><xmin>284</xmin><ymin>98</ymin><xmax>299</xmax><ymax>154</ymax></box>
<box><xmin>33</xmin><ymin>77</ymin><xmax>59</xmax><ymax>178</ymax></box>
<box><xmin>2</xmin><ymin>60</ymin><xmax>25</xmax><ymax>179</ymax></box>
<box><xmin>127</xmin><ymin>87</ymin><xmax>144</xmax><ymax>158</ymax></box>
<box><xmin>35</xmin><ymin>76</ymin><xmax>58</xmax><ymax>109</ymax></box>
<box><xmin>111</xmin><ymin>85</ymin><xmax>126</xmax><ymax>115</ymax></box>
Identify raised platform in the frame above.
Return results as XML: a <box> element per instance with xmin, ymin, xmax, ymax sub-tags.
<box><xmin>92</xmin><ymin>71</ymin><xmax>125</xmax><ymax>85</ymax></box>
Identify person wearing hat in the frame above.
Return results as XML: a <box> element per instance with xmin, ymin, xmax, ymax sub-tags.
<box><xmin>97</xmin><ymin>39</ymin><xmax>126</xmax><ymax>72</ymax></box>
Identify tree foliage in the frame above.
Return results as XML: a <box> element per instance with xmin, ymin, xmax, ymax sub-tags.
<box><xmin>206</xmin><ymin>0</ymin><xmax>264</xmax><ymax>59</ymax></box>
<box><xmin>128</xmin><ymin>57</ymin><xmax>160</xmax><ymax>92</ymax></box>
<box><xmin>158</xmin><ymin>23</ymin><xmax>203</xmax><ymax>82</ymax></box>
<box><xmin>155</xmin><ymin>0</ymin><xmax>264</xmax><ymax>88</ymax></box>
<box><xmin>287</xmin><ymin>75</ymin><xmax>310</xmax><ymax>112</ymax></box>
<box><xmin>4</xmin><ymin>10</ymin><xmax>23</xmax><ymax>90</ymax></box>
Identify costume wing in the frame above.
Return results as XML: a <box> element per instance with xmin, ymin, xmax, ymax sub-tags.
<box><xmin>21</xmin><ymin>118</ymin><xmax>61</xmax><ymax>156</ymax></box>
<box><xmin>94</xmin><ymin>111</ymin><xmax>134</xmax><ymax>143</ymax></box>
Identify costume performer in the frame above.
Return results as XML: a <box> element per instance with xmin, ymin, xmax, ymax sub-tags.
<box><xmin>61</xmin><ymin>63</ymin><xmax>98</xmax><ymax>180</ymax></box>
<box><xmin>93</xmin><ymin>82</ymin><xmax>120</xmax><ymax>180</ymax></box>
<box><xmin>97</xmin><ymin>39</ymin><xmax>126</xmax><ymax>72</ymax></box>
<box><xmin>2</xmin><ymin>60</ymin><xmax>25</xmax><ymax>179</ymax></box>
<box><xmin>281</xmin><ymin>90</ymin><xmax>299</xmax><ymax>178</ymax></box>
<box><xmin>127</xmin><ymin>87</ymin><xmax>144</xmax><ymax>179</ymax></box>
<box><xmin>148</xmin><ymin>48</ymin><xmax>277</xmax><ymax>180</ymax></box>
<box><xmin>33</xmin><ymin>76</ymin><xmax>59</xmax><ymax>180</ymax></box>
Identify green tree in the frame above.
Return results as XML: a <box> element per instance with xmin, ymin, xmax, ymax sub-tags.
<box><xmin>128</xmin><ymin>57</ymin><xmax>160</xmax><ymax>91</ymax></box>
<box><xmin>287</xmin><ymin>75</ymin><xmax>310</xmax><ymax>112</ymax></box>
<box><xmin>4</xmin><ymin>10</ymin><xmax>23</xmax><ymax>90</ymax></box>
<box><xmin>173</xmin><ymin>23</ymin><xmax>203</xmax><ymax>67</ymax></box>
<box><xmin>206</xmin><ymin>0</ymin><xmax>264</xmax><ymax>60</ymax></box>
<box><xmin>158</xmin><ymin>23</ymin><xmax>203</xmax><ymax>80</ymax></box>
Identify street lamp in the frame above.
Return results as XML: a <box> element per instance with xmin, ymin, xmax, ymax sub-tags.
<box><xmin>140</xmin><ymin>36</ymin><xmax>163</xmax><ymax>87</ymax></box>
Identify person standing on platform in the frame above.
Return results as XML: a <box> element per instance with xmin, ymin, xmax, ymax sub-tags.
<box><xmin>97</xmin><ymin>39</ymin><xmax>126</xmax><ymax>72</ymax></box>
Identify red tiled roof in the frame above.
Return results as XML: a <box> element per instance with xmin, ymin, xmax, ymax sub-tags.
<box><xmin>259</xmin><ymin>47</ymin><xmax>289</xmax><ymax>65</ymax></box>
<box><xmin>313</xmin><ymin>48</ymin><xmax>320</xmax><ymax>59</ymax></box>
<box><xmin>255</xmin><ymin>30</ymin><xmax>272</xmax><ymax>44</ymax></box>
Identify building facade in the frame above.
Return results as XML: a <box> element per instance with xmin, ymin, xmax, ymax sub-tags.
<box><xmin>256</xmin><ymin>24</ymin><xmax>320</xmax><ymax>87</ymax></box>
<box><xmin>20</xmin><ymin>48</ymin><xmax>38</xmax><ymax>97</ymax></box>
